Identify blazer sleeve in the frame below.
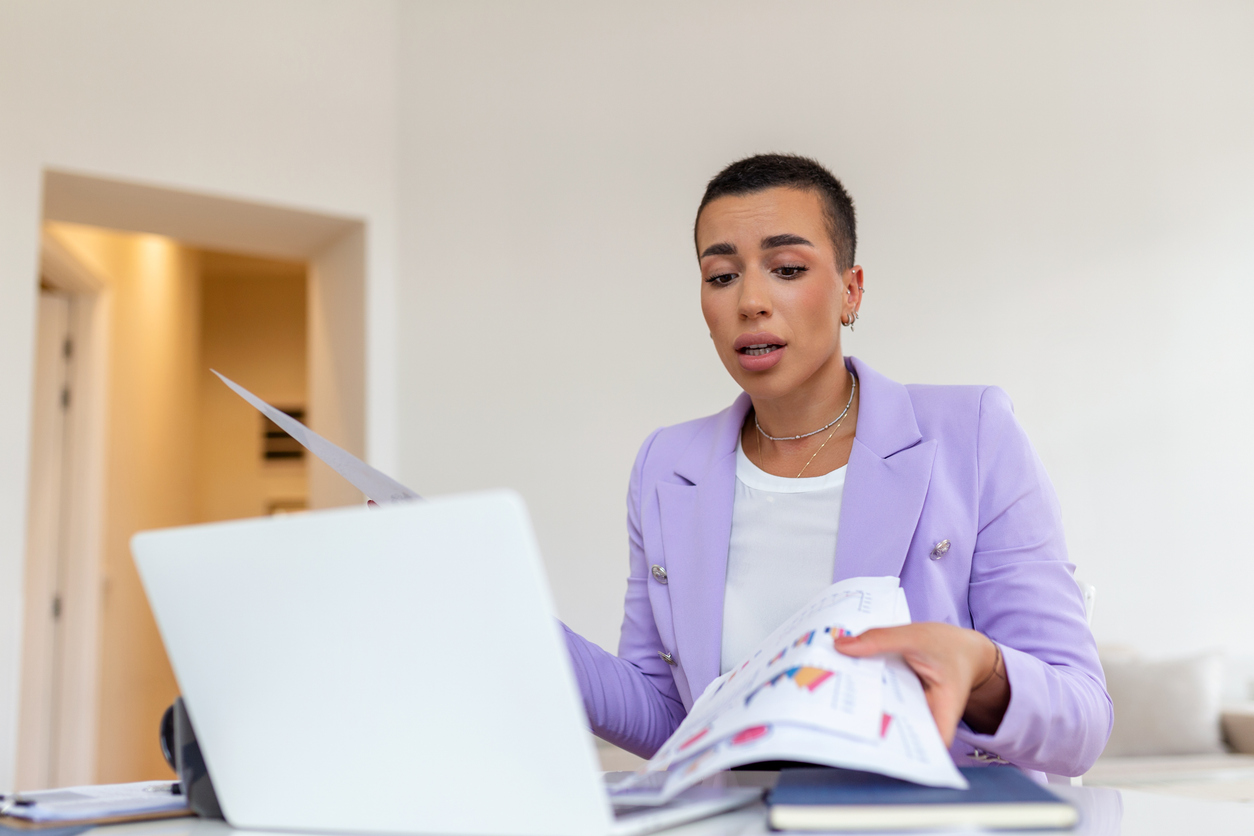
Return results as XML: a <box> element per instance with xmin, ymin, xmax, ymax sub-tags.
<box><xmin>953</xmin><ymin>387</ymin><xmax>1113</xmax><ymax>776</ymax></box>
<box><xmin>561</xmin><ymin>428</ymin><xmax>687</xmax><ymax>758</ymax></box>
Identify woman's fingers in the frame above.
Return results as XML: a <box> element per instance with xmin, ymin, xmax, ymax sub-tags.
<box><xmin>921</xmin><ymin>679</ymin><xmax>967</xmax><ymax>747</ymax></box>
<box><xmin>833</xmin><ymin>626</ymin><xmax>918</xmax><ymax>656</ymax></box>
<box><xmin>834</xmin><ymin>623</ymin><xmax>979</xmax><ymax>746</ymax></box>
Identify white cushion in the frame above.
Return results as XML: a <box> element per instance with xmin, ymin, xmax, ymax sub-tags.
<box><xmin>1101</xmin><ymin>652</ymin><xmax>1224</xmax><ymax>756</ymax></box>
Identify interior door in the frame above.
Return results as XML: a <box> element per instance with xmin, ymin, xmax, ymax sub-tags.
<box><xmin>16</xmin><ymin>289</ymin><xmax>74</xmax><ymax>790</ymax></box>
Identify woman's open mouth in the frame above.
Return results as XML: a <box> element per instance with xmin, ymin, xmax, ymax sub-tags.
<box><xmin>734</xmin><ymin>333</ymin><xmax>787</xmax><ymax>372</ymax></box>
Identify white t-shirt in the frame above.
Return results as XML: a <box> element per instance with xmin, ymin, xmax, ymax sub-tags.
<box><xmin>719</xmin><ymin>436</ymin><xmax>847</xmax><ymax>674</ymax></box>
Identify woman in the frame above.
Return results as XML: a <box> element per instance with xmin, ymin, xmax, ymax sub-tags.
<box><xmin>563</xmin><ymin>155</ymin><xmax>1111</xmax><ymax>780</ymax></box>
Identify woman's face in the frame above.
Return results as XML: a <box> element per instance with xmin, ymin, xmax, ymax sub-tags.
<box><xmin>697</xmin><ymin>187</ymin><xmax>858</xmax><ymax>401</ymax></box>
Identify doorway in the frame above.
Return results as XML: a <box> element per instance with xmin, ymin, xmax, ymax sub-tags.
<box><xmin>16</xmin><ymin>171</ymin><xmax>368</xmax><ymax>788</ymax></box>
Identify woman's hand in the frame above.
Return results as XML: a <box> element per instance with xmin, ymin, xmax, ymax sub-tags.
<box><xmin>834</xmin><ymin>623</ymin><xmax>1009</xmax><ymax>745</ymax></box>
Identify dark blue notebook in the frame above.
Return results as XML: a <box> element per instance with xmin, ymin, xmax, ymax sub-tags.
<box><xmin>768</xmin><ymin>767</ymin><xmax>1077</xmax><ymax>831</ymax></box>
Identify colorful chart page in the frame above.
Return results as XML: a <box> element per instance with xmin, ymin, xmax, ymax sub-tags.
<box><xmin>613</xmin><ymin>577</ymin><xmax>967</xmax><ymax>802</ymax></box>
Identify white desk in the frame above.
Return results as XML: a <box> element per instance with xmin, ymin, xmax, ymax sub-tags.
<box><xmin>76</xmin><ymin>781</ymin><xmax>1254</xmax><ymax>836</ymax></box>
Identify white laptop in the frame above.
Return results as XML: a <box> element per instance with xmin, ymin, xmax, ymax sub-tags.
<box><xmin>131</xmin><ymin>490</ymin><xmax>761</xmax><ymax>836</ymax></box>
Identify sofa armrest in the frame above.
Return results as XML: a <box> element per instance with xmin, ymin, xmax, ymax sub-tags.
<box><xmin>1221</xmin><ymin>704</ymin><xmax>1254</xmax><ymax>754</ymax></box>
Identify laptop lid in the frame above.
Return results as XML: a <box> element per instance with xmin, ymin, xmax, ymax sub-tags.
<box><xmin>132</xmin><ymin>490</ymin><xmax>613</xmax><ymax>836</ymax></box>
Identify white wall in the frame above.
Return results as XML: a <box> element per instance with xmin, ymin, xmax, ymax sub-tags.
<box><xmin>0</xmin><ymin>0</ymin><xmax>400</xmax><ymax>790</ymax></box>
<box><xmin>395</xmin><ymin>1</ymin><xmax>1254</xmax><ymax>662</ymax></box>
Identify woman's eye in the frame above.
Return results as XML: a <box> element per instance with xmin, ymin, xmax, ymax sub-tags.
<box><xmin>775</xmin><ymin>265</ymin><xmax>808</xmax><ymax>279</ymax></box>
<box><xmin>705</xmin><ymin>273</ymin><xmax>737</xmax><ymax>286</ymax></box>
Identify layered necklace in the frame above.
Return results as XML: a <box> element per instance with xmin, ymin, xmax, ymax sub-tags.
<box><xmin>755</xmin><ymin>373</ymin><xmax>858</xmax><ymax>478</ymax></box>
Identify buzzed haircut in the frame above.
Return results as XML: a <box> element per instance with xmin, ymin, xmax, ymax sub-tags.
<box><xmin>695</xmin><ymin>154</ymin><xmax>857</xmax><ymax>271</ymax></box>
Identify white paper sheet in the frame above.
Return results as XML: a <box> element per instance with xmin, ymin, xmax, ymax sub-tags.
<box><xmin>0</xmin><ymin>780</ymin><xmax>186</xmax><ymax>823</ymax></box>
<box><xmin>213</xmin><ymin>370</ymin><xmax>420</xmax><ymax>504</ymax></box>
<box><xmin>612</xmin><ymin>577</ymin><xmax>968</xmax><ymax>802</ymax></box>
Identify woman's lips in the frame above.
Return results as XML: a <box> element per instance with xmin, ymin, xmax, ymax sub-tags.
<box><xmin>737</xmin><ymin>342</ymin><xmax>786</xmax><ymax>372</ymax></box>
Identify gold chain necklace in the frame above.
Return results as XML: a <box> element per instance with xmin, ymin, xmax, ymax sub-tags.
<box><xmin>755</xmin><ymin>375</ymin><xmax>857</xmax><ymax>478</ymax></box>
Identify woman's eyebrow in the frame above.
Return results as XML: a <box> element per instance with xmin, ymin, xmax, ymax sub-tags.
<box><xmin>700</xmin><ymin>242</ymin><xmax>737</xmax><ymax>257</ymax></box>
<box><xmin>762</xmin><ymin>233</ymin><xmax>814</xmax><ymax>249</ymax></box>
<box><xmin>700</xmin><ymin>234</ymin><xmax>813</xmax><ymax>258</ymax></box>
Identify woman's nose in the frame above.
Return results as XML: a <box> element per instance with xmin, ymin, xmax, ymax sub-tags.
<box><xmin>737</xmin><ymin>270</ymin><xmax>772</xmax><ymax>319</ymax></box>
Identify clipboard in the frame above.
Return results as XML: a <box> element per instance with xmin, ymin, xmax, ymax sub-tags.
<box><xmin>0</xmin><ymin>808</ymin><xmax>192</xmax><ymax>831</ymax></box>
<box><xmin>0</xmin><ymin>782</ymin><xmax>191</xmax><ymax>831</ymax></box>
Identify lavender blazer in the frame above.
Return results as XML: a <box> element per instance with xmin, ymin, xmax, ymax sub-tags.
<box><xmin>563</xmin><ymin>357</ymin><xmax>1112</xmax><ymax>777</ymax></box>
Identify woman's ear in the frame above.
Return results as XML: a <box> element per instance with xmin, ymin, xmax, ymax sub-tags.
<box><xmin>845</xmin><ymin>266</ymin><xmax>865</xmax><ymax>307</ymax></box>
<box><xmin>841</xmin><ymin>266</ymin><xmax>865</xmax><ymax>329</ymax></box>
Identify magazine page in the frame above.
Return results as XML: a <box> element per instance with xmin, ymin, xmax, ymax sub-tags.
<box><xmin>615</xmin><ymin>577</ymin><xmax>967</xmax><ymax>801</ymax></box>
<box><xmin>213</xmin><ymin>370</ymin><xmax>420</xmax><ymax>504</ymax></box>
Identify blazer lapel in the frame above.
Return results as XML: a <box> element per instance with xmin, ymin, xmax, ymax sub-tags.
<box><xmin>834</xmin><ymin>358</ymin><xmax>937</xmax><ymax>581</ymax></box>
<box><xmin>655</xmin><ymin>356</ymin><xmax>936</xmax><ymax>701</ymax></box>
<box><xmin>657</xmin><ymin>394</ymin><xmax>750</xmax><ymax>705</ymax></box>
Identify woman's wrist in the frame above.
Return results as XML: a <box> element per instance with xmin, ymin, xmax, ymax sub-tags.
<box><xmin>971</xmin><ymin>638</ymin><xmax>1003</xmax><ymax>692</ymax></box>
<box><xmin>963</xmin><ymin>635</ymin><xmax>1010</xmax><ymax>735</ymax></box>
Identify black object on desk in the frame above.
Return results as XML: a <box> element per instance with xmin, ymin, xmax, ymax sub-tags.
<box><xmin>159</xmin><ymin>697</ymin><xmax>224</xmax><ymax>819</ymax></box>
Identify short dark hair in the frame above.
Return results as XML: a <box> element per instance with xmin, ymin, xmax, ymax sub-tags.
<box><xmin>695</xmin><ymin>154</ymin><xmax>857</xmax><ymax>271</ymax></box>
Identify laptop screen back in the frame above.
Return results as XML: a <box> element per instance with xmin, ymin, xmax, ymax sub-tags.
<box><xmin>132</xmin><ymin>490</ymin><xmax>612</xmax><ymax>836</ymax></box>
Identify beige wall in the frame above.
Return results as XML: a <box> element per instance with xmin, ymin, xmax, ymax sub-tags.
<box><xmin>48</xmin><ymin>224</ymin><xmax>198</xmax><ymax>782</ymax></box>
<box><xmin>308</xmin><ymin>228</ymin><xmax>368</xmax><ymax>510</ymax></box>
<box><xmin>198</xmin><ymin>252</ymin><xmax>308</xmax><ymax>522</ymax></box>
